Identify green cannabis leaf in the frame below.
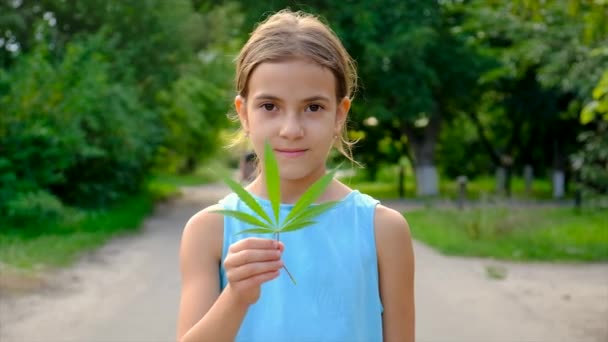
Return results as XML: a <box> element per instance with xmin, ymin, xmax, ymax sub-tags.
<box><xmin>214</xmin><ymin>141</ymin><xmax>340</xmax><ymax>284</ymax></box>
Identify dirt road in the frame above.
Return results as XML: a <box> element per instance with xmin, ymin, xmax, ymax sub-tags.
<box><xmin>1</xmin><ymin>184</ymin><xmax>606</xmax><ymax>342</ymax></box>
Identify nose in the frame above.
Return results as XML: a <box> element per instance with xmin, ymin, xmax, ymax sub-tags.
<box><xmin>279</xmin><ymin>112</ymin><xmax>303</xmax><ymax>139</ymax></box>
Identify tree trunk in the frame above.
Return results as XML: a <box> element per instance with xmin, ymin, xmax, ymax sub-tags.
<box><xmin>179</xmin><ymin>157</ymin><xmax>197</xmax><ymax>175</ymax></box>
<box><xmin>552</xmin><ymin>139</ymin><xmax>566</xmax><ymax>199</ymax></box>
<box><xmin>524</xmin><ymin>165</ymin><xmax>534</xmax><ymax>196</ymax></box>
<box><xmin>403</xmin><ymin>114</ymin><xmax>441</xmax><ymax>196</ymax></box>
<box><xmin>553</xmin><ymin>170</ymin><xmax>565</xmax><ymax>198</ymax></box>
<box><xmin>398</xmin><ymin>164</ymin><xmax>405</xmax><ymax>199</ymax></box>
<box><xmin>496</xmin><ymin>167</ymin><xmax>506</xmax><ymax>194</ymax></box>
<box><xmin>467</xmin><ymin>110</ymin><xmax>516</xmax><ymax>196</ymax></box>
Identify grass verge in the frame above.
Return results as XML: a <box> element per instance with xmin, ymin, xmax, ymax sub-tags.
<box><xmin>406</xmin><ymin>207</ymin><xmax>608</xmax><ymax>262</ymax></box>
<box><xmin>0</xmin><ymin>168</ymin><xmax>222</xmax><ymax>273</ymax></box>
<box><xmin>340</xmin><ymin>165</ymin><xmax>563</xmax><ymax>200</ymax></box>
<box><xmin>0</xmin><ymin>192</ymin><xmax>155</xmax><ymax>271</ymax></box>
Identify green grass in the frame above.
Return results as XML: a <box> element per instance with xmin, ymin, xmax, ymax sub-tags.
<box><xmin>147</xmin><ymin>160</ymin><xmax>231</xmax><ymax>199</ymax></box>
<box><xmin>0</xmin><ymin>193</ymin><xmax>155</xmax><ymax>270</ymax></box>
<box><xmin>439</xmin><ymin>176</ymin><xmax>555</xmax><ymax>200</ymax></box>
<box><xmin>342</xmin><ymin>181</ymin><xmax>402</xmax><ymax>199</ymax></box>
<box><xmin>149</xmin><ymin>167</ymin><xmax>223</xmax><ymax>187</ymax></box>
<box><xmin>340</xmin><ymin>166</ymin><xmax>562</xmax><ymax>200</ymax></box>
<box><xmin>0</xmin><ymin>168</ymin><xmax>221</xmax><ymax>272</ymax></box>
<box><xmin>406</xmin><ymin>207</ymin><xmax>608</xmax><ymax>262</ymax></box>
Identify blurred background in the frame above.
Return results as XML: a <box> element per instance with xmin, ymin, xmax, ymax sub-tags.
<box><xmin>2</xmin><ymin>0</ymin><xmax>606</xmax><ymax>266</ymax></box>
<box><xmin>0</xmin><ymin>0</ymin><xmax>606</xmax><ymax>341</ymax></box>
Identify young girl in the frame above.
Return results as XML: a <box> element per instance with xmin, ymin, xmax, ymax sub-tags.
<box><xmin>176</xmin><ymin>9</ymin><xmax>415</xmax><ymax>342</ymax></box>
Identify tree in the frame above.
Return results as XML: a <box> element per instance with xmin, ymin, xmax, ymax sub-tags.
<box><xmin>0</xmin><ymin>34</ymin><xmax>157</xmax><ymax>209</ymax></box>
<box><xmin>155</xmin><ymin>3</ymin><xmax>244</xmax><ymax>173</ymax></box>
<box><xmin>236</xmin><ymin>0</ymin><xmax>492</xmax><ymax>195</ymax></box>
<box><xmin>571</xmin><ymin>71</ymin><xmax>608</xmax><ymax>207</ymax></box>
<box><xmin>461</xmin><ymin>0</ymin><xmax>608</xmax><ymax>197</ymax></box>
<box><xmin>0</xmin><ymin>1</ymin><xmax>240</xmax><ymax>225</ymax></box>
<box><xmin>0</xmin><ymin>0</ymin><xmax>201</xmax><ymax>102</ymax></box>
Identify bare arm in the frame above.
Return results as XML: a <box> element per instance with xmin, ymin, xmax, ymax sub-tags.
<box><xmin>375</xmin><ymin>205</ymin><xmax>416</xmax><ymax>342</ymax></box>
<box><xmin>176</xmin><ymin>205</ymin><xmax>284</xmax><ymax>342</ymax></box>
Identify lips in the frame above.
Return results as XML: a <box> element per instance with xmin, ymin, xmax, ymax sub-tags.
<box><xmin>274</xmin><ymin>148</ymin><xmax>308</xmax><ymax>158</ymax></box>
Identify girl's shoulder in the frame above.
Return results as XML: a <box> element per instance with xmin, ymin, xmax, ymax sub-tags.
<box><xmin>330</xmin><ymin>180</ymin><xmax>378</xmax><ymax>207</ymax></box>
<box><xmin>373</xmin><ymin>203</ymin><xmax>413</xmax><ymax>256</ymax></box>
<box><xmin>180</xmin><ymin>203</ymin><xmax>225</xmax><ymax>263</ymax></box>
<box><xmin>373</xmin><ymin>204</ymin><xmax>410</xmax><ymax>232</ymax></box>
<box><xmin>342</xmin><ymin>190</ymin><xmax>409</xmax><ymax>237</ymax></box>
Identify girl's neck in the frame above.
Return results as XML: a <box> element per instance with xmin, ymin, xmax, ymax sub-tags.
<box><xmin>247</xmin><ymin>167</ymin><xmax>334</xmax><ymax>204</ymax></box>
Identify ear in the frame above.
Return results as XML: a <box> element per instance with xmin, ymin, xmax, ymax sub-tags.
<box><xmin>235</xmin><ymin>95</ymin><xmax>249</xmax><ymax>131</ymax></box>
<box><xmin>335</xmin><ymin>96</ymin><xmax>351</xmax><ymax>133</ymax></box>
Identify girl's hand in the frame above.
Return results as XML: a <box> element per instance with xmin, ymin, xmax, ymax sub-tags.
<box><xmin>223</xmin><ymin>237</ymin><xmax>284</xmax><ymax>306</ymax></box>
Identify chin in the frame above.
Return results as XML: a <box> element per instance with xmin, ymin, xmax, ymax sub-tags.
<box><xmin>279</xmin><ymin>165</ymin><xmax>312</xmax><ymax>181</ymax></box>
<box><xmin>278</xmin><ymin>169</ymin><xmax>310</xmax><ymax>181</ymax></box>
<box><xmin>278</xmin><ymin>164</ymin><xmax>324</xmax><ymax>181</ymax></box>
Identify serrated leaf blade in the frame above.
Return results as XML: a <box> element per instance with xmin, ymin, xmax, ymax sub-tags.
<box><xmin>235</xmin><ymin>227</ymin><xmax>278</xmax><ymax>235</ymax></box>
<box><xmin>285</xmin><ymin>201</ymin><xmax>340</xmax><ymax>226</ymax></box>
<box><xmin>280</xmin><ymin>220</ymin><xmax>316</xmax><ymax>233</ymax></box>
<box><xmin>221</xmin><ymin>175</ymin><xmax>273</xmax><ymax>226</ymax></box>
<box><xmin>211</xmin><ymin>209</ymin><xmax>272</xmax><ymax>229</ymax></box>
<box><xmin>264</xmin><ymin>141</ymin><xmax>281</xmax><ymax>225</ymax></box>
<box><xmin>283</xmin><ymin>171</ymin><xmax>335</xmax><ymax>224</ymax></box>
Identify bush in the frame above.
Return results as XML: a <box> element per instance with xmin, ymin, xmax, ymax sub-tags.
<box><xmin>0</xmin><ymin>34</ymin><xmax>158</xmax><ymax>210</ymax></box>
<box><xmin>571</xmin><ymin>71</ymin><xmax>608</xmax><ymax>208</ymax></box>
<box><xmin>155</xmin><ymin>50</ymin><xmax>234</xmax><ymax>174</ymax></box>
<box><xmin>4</xmin><ymin>190</ymin><xmax>68</xmax><ymax>227</ymax></box>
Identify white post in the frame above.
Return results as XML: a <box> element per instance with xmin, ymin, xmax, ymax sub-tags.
<box><xmin>552</xmin><ymin>170</ymin><xmax>565</xmax><ymax>199</ymax></box>
<box><xmin>416</xmin><ymin>166</ymin><xmax>439</xmax><ymax>196</ymax></box>
<box><xmin>524</xmin><ymin>165</ymin><xmax>533</xmax><ymax>196</ymax></box>
<box><xmin>496</xmin><ymin>167</ymin><xmax>506</xmax><ymax>195</ymax></box>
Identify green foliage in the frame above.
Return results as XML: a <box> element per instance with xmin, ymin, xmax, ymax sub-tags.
<box><xmin>465</xmin><ymin>0</ymin><xmax>607</xmax><ymax>98</ymax></box>
<box><xmin>570</xmin><ymin>71</ymin><xmax>608</xmax><ymax>207</ymax></box>
<box><xmin>0</xmin><ymin>35</ymin><xmax>157</xmax><ymax>210</ymax></box>
<box><xmin>0</xmin><ymin>170</ymin><xmax>212</xmax><ymax>270</ymax></box>
<box><xmin>0</xmin><ymin>192</ymin><xmax>155</xmax><ymax>269</ymax></box>
<box><xmin>4</xmin><ymin>190</ymin><xmax>70</xmax><ymax>227</ymax></box>
<box><xmin>154</xmin><ymin>3</ymin><xmax>242</xmax><ymax>173</ymax></box>
<box><xmin>214</xmin><ymin>142</ymin><xmax>340</xmax><ymax>284</ymax></box>
<box><xmin>581</xmin><ymin>71</ymin><xmax>608</xmax><ymax>124</ymax></box>
<box><xmin>237</xmin><ymin>1</ymin><xmax>493</xmax><ymax>171</ymax></box>
<box><xmin>436</xmin><ymin>0</ymin><xmax>608</xmax><ymax>187</ymax></box>
<box><xmin>0</xmin><ymin>0</ymin><xmax>203</xmax><ymax>101</ymax></box>
<box><xmin>437</xmin><ymin>115</ymin><xmax>493</xmax><ymax>178</ymax></box>
<box><xmin>156</xmin><ymin>64</ymin><xmax>233</xmax><ymax>173</ymax></box>
<box><xmin>0</xmin><ymin>1</ymin><xmax>240</xmax><ymax>228</ymax></box>
<box><xmin>215</xmin><ymin>142</ymin><xmax>339</xmax><ymax>233</ymax></box>
<box><xmin>571</xmin><ymin>125</ymin><xmax>608</xmax><ymax>207</ymax></box>
<box><xmin>408</xmin><ymin>207</ymin><xmax>608</xmax><ymax>261</ymax></box>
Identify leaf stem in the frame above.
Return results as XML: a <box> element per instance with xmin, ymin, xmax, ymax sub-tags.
<box><xmin>275</xmin><ymin>232</ymin><xmax>296</xmax><ymax>285</ymax></box>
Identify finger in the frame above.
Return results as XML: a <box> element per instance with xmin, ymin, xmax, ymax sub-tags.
<box><xmin>229</xmin><ymin>237</ymin><xmax>278</xmax><ymax>253</ymax></box>
<box><xmin>227</xmin><ymin>260</ymin><xmax>284</xmax><ymax>282</ymax></box>
<box><xmin>233</xmin><ymin>270</ymin><xmax>280</xmax><ymax>290</ymax></box>
<box><xmin>224</xmin><ymin>249</ymin><xmax>281</xmax><ymax>268</ymax></box>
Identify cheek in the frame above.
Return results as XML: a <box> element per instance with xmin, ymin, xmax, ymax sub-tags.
<box><xmin>248</xmin><ymin>114</ymin><xmax>276</xmax><ymax>136</ymax></box>
<box><xmin>308</xmin><ymin>114</ymin><xmax>337</xmax><ymax>133</ymax></box>
<box><xmin>247</xmin><ymin>118</ymin><xmax>274</xmax><ymax>147</ymax></box>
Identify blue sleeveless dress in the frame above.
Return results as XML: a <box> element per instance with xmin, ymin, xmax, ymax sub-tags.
<box><xmin>218</xmin><ymin>190</ymin><xmax>384</xmax><ymax>342</ymax></box>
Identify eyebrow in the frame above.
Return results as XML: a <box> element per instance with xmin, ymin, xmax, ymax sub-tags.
<box><xmin>253</xmin><ymin>94</ymin><xmax>331</xmax><ymax>103</ymax></box>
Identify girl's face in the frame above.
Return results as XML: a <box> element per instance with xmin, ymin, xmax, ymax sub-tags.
<box><xmin>236</xmin><ymin>59</ymin><xmax>350</xmax><ymax>181</ymax></box>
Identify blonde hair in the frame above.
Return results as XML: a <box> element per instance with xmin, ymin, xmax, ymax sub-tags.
<box><xmin>232</xmin><ymin>9</ymin><xmax>359</xmax><ymax>164</ymax></box>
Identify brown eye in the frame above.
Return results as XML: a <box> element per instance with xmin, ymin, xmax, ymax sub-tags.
<box><xmin>307</xmin><ymin>104</ymin><xmax>321</xmax><ymax>112</ymax></box>
<box><xmin>262</xmin><ymin>103</ymin><xmax>276</xmax><ymax>111</ymax></box>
